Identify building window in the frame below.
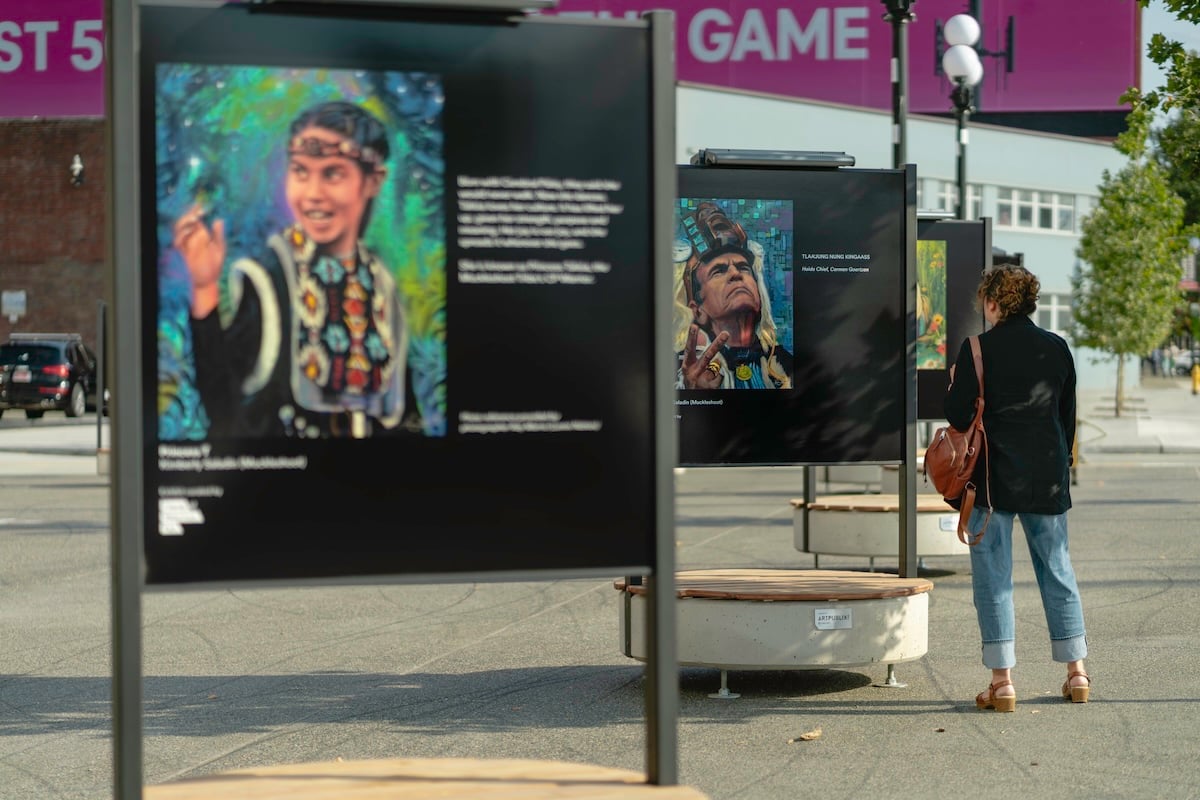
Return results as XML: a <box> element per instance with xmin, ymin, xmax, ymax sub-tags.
<box><xmin>996</xmin><ymin>188</ymin><xmax>1076</xmax><ymax>233</ymax></box>
<box><xmin>930</xmin><ymin>181</ymin><xmax>980</xmax><ymax>218</ymax></box>
<box><xmin>1035</xmin><ymin>292</ymin><xmax>1073</xmax><ymax>335</ymax></box>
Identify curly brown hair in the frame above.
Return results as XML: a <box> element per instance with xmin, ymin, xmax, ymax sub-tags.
<box><xmin>977</xmin><ymin>265</ymin><xmax>1039</xmax><ymax>320</ymax></box>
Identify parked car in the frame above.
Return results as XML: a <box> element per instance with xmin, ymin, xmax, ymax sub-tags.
<box><xmin>1173</xmin><ymin>349</ymin><xmax>1195</xmax><ymax>376</ymax></box>
<box><xmin>0</xmin><ymin>333</ymin><xmax>100</xmax><ymax>419</ymax></box>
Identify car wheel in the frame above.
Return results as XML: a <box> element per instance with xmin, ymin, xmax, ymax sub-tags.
<box><xmin>67</xmin><ymin>383</ymin><xmax>85</xmax><ymax>417</ymax></box>
<box><xmin>25</xmin><ymin>409</ymin><xmax>44</xmax><ymax>420</ymax></box>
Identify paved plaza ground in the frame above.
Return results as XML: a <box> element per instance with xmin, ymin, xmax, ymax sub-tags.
<box><xmin>1</xmin><ymin>377</ymin><xmax>1198</xmax><ymax>799</ymax></box>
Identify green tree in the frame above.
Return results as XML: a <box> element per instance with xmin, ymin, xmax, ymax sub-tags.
<box><xmin>1074</xmin><ymin>154</ymin><xmax>1189</xmax><ymax>415</ymax></box>
<box><xmin>1153</xmin><ymin>113</ymin><xmax>1200</xmax><ymax>227</ymax></box>
<box><xmin>1124</xmin><ymin>2</ymin><xmax>1200</xmax><ymax>134</ymax></box>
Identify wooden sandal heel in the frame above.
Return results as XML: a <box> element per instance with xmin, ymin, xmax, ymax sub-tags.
<box><xmin>976</xmin><ymin>679</ymin><xmax>1016</xmax><ymax>712</ymax></box>
<box><xmin>1062</xmin><ymin>671</ymin><xmax>1090</xmax><ymax>703</ymax></box>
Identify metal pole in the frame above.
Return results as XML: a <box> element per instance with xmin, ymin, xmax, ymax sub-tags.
<box><xmin>956</xmin><ymin>111</ymin><xmax>967</xmax><ymax>219</ymax></box>
<box><xmin>96</xmin><ymin>300</ymin><xmax>105</xmax><ymax>451</ymax></box>
<box><xmin>899</xmin><ymin>164</ymin><xmax>918</xmax><ymax>578</ymax></box>
<box><xmin>882</xmin><ymin>2</ymin><xmax>916</xmax><ymax>170</ymax></box>
<box><xmin>891</xmin><ymin>20</ymin><xmax>906</xmax><ymax>168</ymax></box>
<box><xmin>645</xmin><ymin>8</ymin><xmax>679</xmax><ymax>786</ymax></box>
<box><xmin>951</xmin><ymin>80</ymin><xmax>972</xmax><ymax>221</ymax></box>
<box><xmin>108</xmin><ymin>0</ymin><xmax>145</xmax><ymax>797</ymax></box>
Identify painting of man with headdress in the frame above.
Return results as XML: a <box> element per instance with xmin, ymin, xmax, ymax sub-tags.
<box><xmin>674</xmin><ymin>199</ymin><xmax>794</xmax><ymax>389</ymax></box>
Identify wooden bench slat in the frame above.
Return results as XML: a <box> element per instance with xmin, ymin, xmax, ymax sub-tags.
<box><xmin>616</xmin><ymin>569</ymin><xmax>933</xmax><ymax>601</ymax></box>
<box><xmin>803</xmin><ymin>493</ymin><xmax>953</xmax><ymax>513</ymax></box>
<box><xmin>146</xmin><ymin>758</ymin><xmax>709</xmax><ymax>799</ymax></box>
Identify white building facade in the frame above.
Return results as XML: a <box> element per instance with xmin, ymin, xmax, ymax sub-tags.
<box><xmin>677</xmin><ymin>82</ymin><xmax>1131</xmax><ymax>390</ymax></box>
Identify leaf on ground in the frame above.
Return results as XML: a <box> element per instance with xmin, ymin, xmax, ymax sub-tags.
<box><xmin>788</xmin><ymin>728</ymin><xmax>822</xmax><ymax>743</ymax></box>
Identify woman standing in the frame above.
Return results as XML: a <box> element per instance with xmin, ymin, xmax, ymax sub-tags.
<box><xmin>945</xmin><ymin>265</ymin><xmax>1090</xmax><ymax>712</ymax></box>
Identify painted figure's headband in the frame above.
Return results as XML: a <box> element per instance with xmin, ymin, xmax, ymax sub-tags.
<box><xmin>288</xmin><ymin>135</ymin><xmax>383</xmax><ymax>171</ymax></box>
<box><xmin>681</xmin><ymin>202</ymin><xmax>753</xmax><ymax>305</ymax></box>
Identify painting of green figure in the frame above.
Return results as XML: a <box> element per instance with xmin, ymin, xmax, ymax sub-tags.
<box><xmin>916</xmin><ymin>239</ymin><xmax>947</xmax><ymax>369</ymax></box>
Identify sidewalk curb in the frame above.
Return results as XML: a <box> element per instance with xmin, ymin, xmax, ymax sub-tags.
<box><xmin>0</xmin><ymin>446</ymin><xmax>99</xmax><ymax>457</ymax></box>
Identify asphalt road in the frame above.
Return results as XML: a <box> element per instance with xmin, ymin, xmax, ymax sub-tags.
<box><xmin>1</xmin><ymin>423</ymin><xmax>1199</xmax><ymax>799</ymax></box>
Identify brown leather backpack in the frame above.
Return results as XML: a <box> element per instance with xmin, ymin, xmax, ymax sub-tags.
<box><xmin>926</xmin><ymin>335</ymin><xmax>991</xmax><ymax>545</ymax></box>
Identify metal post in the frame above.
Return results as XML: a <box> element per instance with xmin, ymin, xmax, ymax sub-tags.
<box><xmin>875</xmin><ymin>663</ymin><xmax>908</xmax><ymax>688</ymax></box>
<box><xmin>803</xmin><ymin>465</ymin><xmax>816</xmax><ymax>554</ymax></box>
<box><xmin>96</xmin><ymin>300</ymin><xmax>105</xmax><ymax>451</ymax></box>
<box><xmin>899</xmin><ymin>164</ymin><xmax>918</xmax><ymax>578</ymax></box>
<box><xmin>646</xmin><ymin>8</ymin><xmax>679</xmax><ymax>787</ymax></box>
<box><xmin>882</xmin><ymin>1</ymin><xmax>917</xmax><ymax>170</ymax></box>
<box><xmin>951</xmin><ymin>80</ymin><xmax>973</xmax><ymax>220</ymax></box>
<box><xmin>108</xmin><ymin>0</ymin><xmax>145</xmax><ymax>798</ymax></box>
<box><xmin>955</xmin><ymin>112</ymin><xmax>967</xmax><ymax>219</ymax></box>
<box><xmin>707</xmin><ymin>670</ymin><xmax>740</xmax><ymax>700</ymax></box>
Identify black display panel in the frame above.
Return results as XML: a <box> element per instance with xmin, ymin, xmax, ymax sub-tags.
<box><xmin>674</xmin><ymin>166</ymin><xmax>908</xmax><ymax>466</ymax></box>
<box><xmin>141</xmin><ymin>4</ymin><xmax>658</xmax><ymax>584</ymax></box>
<box><xmin>915</xmin><ymin>217</ymin><xmax>989</xmax><ymax>420</ymax></box>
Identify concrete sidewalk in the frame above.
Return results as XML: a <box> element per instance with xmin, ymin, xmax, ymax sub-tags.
<box><xmin>2</xmin><ymin>447</ymin><xmax>1199</xmax><ymax>800</ymax></box>
<box><xmin>1077</xmin><ymin>375</ymin><xmax>1200</xmax><ymax>455</ymax></box>
<box><xmin>2</xmin><ymin>376</ymin><xmax>1197</xmax><ymax>460</ymax></box>
<box><xmin>2</xmin><ymin>396</ymin><xmax>1200</xmax><ymax>799</ymax></box>
<box><xmin>0</xmin><ymin>416</ymin><xmax>108</xmax><ymax>475</ymax></box>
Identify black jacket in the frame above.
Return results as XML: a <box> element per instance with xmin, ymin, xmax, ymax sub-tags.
<box><xmin>944</xmin><ymin>315</ymin><xmax>1075</xmax><ymax>514</ymax></box>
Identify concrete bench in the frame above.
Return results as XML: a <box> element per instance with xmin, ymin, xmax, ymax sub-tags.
<box><xmin>617</xmin><ymin>569</ymin><xmax>933</xmax><ymax>697</ymax></box>
<box><xmin>823</xmin><ymin>451</ymin><xmax>926</xmax><ymax>494</ymax></box>
<box><xmin>820</xmin><ymin>464</ymin><xmax>882</xmax><ymax>492</ymax></box>
<box><xmin>145</xmin><ymin>757</ymin><xmax>710</xmax><ymax>799</ymax></box>
<box><xmin>879</xmin><ymin>460</ymin><xmax>925</xmax><ymax>494</ymax></box>
<box><xmin>793</xmin><ymin>493</ymin><xmax>969</xmax><ymax>568</ymax></box>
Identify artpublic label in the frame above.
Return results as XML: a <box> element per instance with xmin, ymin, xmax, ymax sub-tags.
<box><xmin>815</xmin><ymin>608</ymin><xmax>853</xmax><ymax>630</ymax></box>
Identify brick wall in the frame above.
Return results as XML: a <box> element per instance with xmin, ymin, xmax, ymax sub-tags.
<box><xmin>0</xmin><ymin>119</ymin><xmax>108</xmax><ymax>347</ymax></box>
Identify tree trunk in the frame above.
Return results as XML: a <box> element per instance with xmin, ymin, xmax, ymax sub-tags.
<box><xmin>1115</xmin><ymin>356</ymin><xmax>1126</xmax><ymax>417</ymax></box>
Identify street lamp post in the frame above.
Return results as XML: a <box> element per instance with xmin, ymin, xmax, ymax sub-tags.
<box><xmin>881</xmin><ymin>1</ymin><xmax>917</xmax><ymax>169</ymax></box>
<box><xmin>949</xmin><ymin>80</ymin><xmax>973</xmax><ymax>220</ymax></box>
<box><xmin>941</xmin><ymin>14</ymin><xmax>983</xmax><ymax>220</ymax></box>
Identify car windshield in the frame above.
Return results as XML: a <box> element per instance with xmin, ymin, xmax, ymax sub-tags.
<box><xmin>0</xmin><ymin>343</ymin><xmax>62</xmax><ymax>367</ymax></box>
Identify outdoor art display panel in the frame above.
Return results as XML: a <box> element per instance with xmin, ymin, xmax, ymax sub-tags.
<box><xmin>916</xmin><ymin>239</ymin><xmax>947</xmax><ymax>370</ymax></box>
<box><xmin>675</xmin><ymin>166</ymin><xmax>907</xmax><ymax>465</ymax></box>
<box><xmin>141</xmin><ymin>4</ymin><xmax>658</xmax><ymax>585</ymax></box>
<box><xmin>915</xmin><ymin>217</ymin><xmax>988</xmax><ymax>420</ymax></box>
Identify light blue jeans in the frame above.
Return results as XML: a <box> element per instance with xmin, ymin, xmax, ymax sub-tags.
<box><xmin>967</xmin><ymin>507</ymin><xmax>1088</xmax><ymax>669</ymax></box>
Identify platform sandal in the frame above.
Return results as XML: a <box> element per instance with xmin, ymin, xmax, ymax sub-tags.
<box><xmin>975</xmin><ymin>679</ymin><xmax>1016</xmax><ymax>712</ymax></box>
<box><xmin>1062</xmin><ymin>671</ymin><xmax>1090</xmax><ymax>703</ymax></box>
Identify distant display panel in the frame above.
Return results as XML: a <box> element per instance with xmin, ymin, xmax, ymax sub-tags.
<box><xmin>916</xmin><ymin>217</ymin><xmax>989</xmax><ymax>420</ymax></box>
<box><xmin>675</xmin><ymin>166</ymin><xmax>909</xmax><ymax>465</ymax></box>
<box><xmin>140</xmin><ymin>4</ymin><xmax>660</xmax><ymax>584</ymax></box>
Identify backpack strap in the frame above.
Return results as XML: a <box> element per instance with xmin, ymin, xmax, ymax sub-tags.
<box><xmin>959</xmin><ymin>335</ymin><xmax>992</xmax><ymax>545</ymax></box>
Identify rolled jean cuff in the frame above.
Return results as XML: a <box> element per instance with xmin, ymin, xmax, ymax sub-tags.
<box><xmin>982</xmin><ymin>640</ymin><xmax>1015</xmax><ymax>670</ymax></box>
<box><xmin>1051</xmin><ymin>634</ymin><xmax>1088</xmax><ymax>663</ymax></box>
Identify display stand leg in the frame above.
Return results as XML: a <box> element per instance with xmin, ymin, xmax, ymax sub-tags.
<box><xmin>874</xmin><ymin>663</ymin><xmax>908</xmax><ymax>689</ymax></box>
<box><xmin>868</xmin><ymin>556</ymin><xmax>876</xmax><ymax>572</ymax></box>
<box><xmin>708</xmin><ymin>670</ymin><xmax>741</xmax><ymax>699</ymax></box>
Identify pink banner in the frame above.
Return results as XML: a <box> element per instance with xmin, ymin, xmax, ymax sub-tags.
<box><xmin>0</xmin><ymin>0</ymin><xmax>1139</xmax><ymax>118</ymax></box>
<box><xmin>0</xmin><ymin>0</ymin><xmax>104</xmax><ymax>118</ymax></box>
<box><xmin>551</xmin><ymin>0</ymin><xmax>1139</xmax><ymax>113</ymax></box>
